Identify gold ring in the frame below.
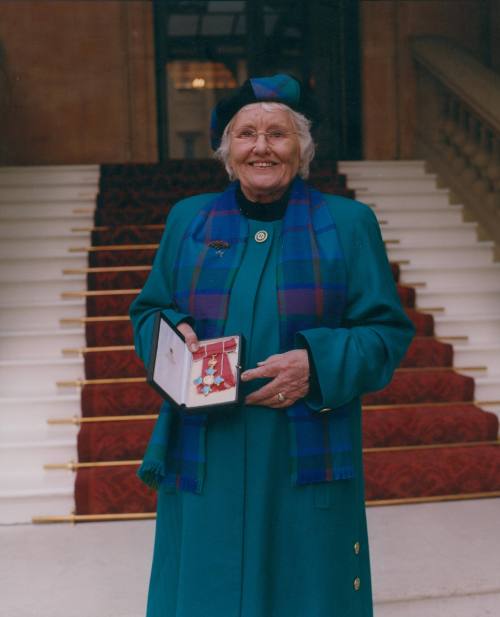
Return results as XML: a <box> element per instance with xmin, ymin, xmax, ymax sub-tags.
<box><xmin>277</xmin><ymin>392</ymin><xmax>286</xmax><ymax>403</ymax></box>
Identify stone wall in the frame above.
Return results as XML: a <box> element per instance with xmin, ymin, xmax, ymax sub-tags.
<box><xmin>0</xmin><ymin>0</ymin><xmax>156</xmax><ymax>164</ymax></box>
<box><xmin>361</xmin><ymin>0</ymin><xmax>493</xmax><ymax>160</ymax></box>
<box><xmin>1</xmin><ymin>0</ymin><xmax>499</xmax><ymax>164</ymax></box>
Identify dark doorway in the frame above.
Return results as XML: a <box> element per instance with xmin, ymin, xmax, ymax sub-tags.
<box><xmin>153</xmin><ymin>0</ymin><xmax>361</xmax><ymax>161</ymax></box>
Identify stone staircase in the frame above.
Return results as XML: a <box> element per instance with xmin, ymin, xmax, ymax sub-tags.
<box><xmin>0</xmin><ymin>165</ymin><xmax>99</xmax><ymax>523</ymax></box>
<box><xmin>1</xmin><ymin>160</ymin><xmax>499</xmax><ymax>524</ymax></box>
<box><xmin>339</xmin><ymin>160</ymin><xmax>500</xmax><ymax>422</ymax></box>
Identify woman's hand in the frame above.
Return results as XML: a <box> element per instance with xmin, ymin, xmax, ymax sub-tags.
<box><xmin>241</xmin><ymin>349</ymin><xmax>310</xmax><ymax>408</ymax></box>
<box><xmin>177</xmin><ymin>322</ymin><xmax>199</xmax><ymax>352</ymax></box>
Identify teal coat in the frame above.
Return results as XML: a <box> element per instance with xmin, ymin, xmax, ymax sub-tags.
<box><xmin>130</xmin><ymin>190</ymin><xmax>414</xmax><ymax>617</ymax></box>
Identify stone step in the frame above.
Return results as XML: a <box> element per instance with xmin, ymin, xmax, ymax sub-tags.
<box><xmin>1</xmin><ymin>276</ymin><xmax>86</xmax><ymax>303</ymax></box>
<box><xmin>400</xmin><ymin>264</ymin><xmax>500</xmax><ymax>291</ymax></box>
<box><xmin>0</xmin><ymin>164</ymin><xmax>99</xmax><ymax>185</ymax></box>
<box><xmin>0</xmin><ymin>165</ymin><xmax>97</xmax><ymax>523</ymax></box>
<box><xmin>0</xmin><ymin>200</ymin><xmax>95</xmax><ymax>219</ymax></box>
<box><xmin>1</xmin><ymin>422</ymin><xmax>77</xmax><ymax>445</ymax></box>
<box><xmin>0</xmin><ymin>328</ymin><xmax>85</xmax><ymax>360</ymax></box>
<box><xmin>0</xmin><ymin>487</ymin><xmax>74</xmax><ymax>524</ymax></box>
<box><xmin>362</xmin><ymin>192</ymin><xmax>452</xmax><ymax>210</ymax></box>
<box><xmin>0</xmin><ymin>236</ymin><xmax>87</xmax><ymax>259</ymax></box>
<box><xmin>0</xmin><ymin>438</ymin><xmax>77</xmax><ymax>473</ymax></box>
<box><xmin>0</xmin><ymin>357</ymin><xmax>83</xmax><ymax>396</ymax></box>
<box><xmin>474</xmin><ymin>375</ymin><xmax>500</xmax><ymax>408</ymax></box>
<box><xmin>338</xmin><ymin>160</ymin><xmax>427</xmax><ymax>177</ymax></box>
<box><xmin>349</xmin><ymin>176</ymin><xmax>439</xmax><ymax>193</ymax></box>
<box><xmin>386</xmin><ymin>242</ymin><xmax>495</xmax><ymax>267</ymax></box>
<box><xmin>434</xmin><ymin>314</ymin><xmax>500</xmax><ymax>344</ymax></box>
<box><xmin>375</xmin><ymin>207</ymin><xmax>464</xmax><ymax>227</ymax></box>
<box><xmin>0</xmin><ymin>254</ymin><xmax>87</xmax><ymax>281</ymax></box>
<box><xmin>0</xmin><ymin>217</ymin><xmax>92</xmax><ymax>238</ymax></box>
<box><xmin>0</xmin><ymin>471</ymin><xmax>74</xmax><ymax>501</ymax></box>
<box><xmin>0</xmin><ymin>299</ymin><xmax>84</xmax><ymax>329</ymax></box>
<box><xmin>453</xmin><ymin>344</ymin><xmax>500</xmax><ymax>374</ymax></box>
<box><xmin>416</xmin><ymin>288</ymin><xmax>500</xmax><ymax>315</ymax></box>
<box><xmin>382</xmin><ymin>223</ymin><xmax>478</xmax><ymax>246</ymax></box>
<box><xmin>0</xmin><ymin>393</ymin><xmax>81</xmax><ymax>433</ymax></box>
<box><xmin>0</xmin><ymin>184</ymin><xmax>99</xmax><ymax>202</ymax></box>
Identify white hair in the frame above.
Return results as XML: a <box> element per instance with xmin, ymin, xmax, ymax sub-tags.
<box><xmin>213</xmin><ymin>101</ymin><xmax>315</xmax><ymax>180</ymax></box>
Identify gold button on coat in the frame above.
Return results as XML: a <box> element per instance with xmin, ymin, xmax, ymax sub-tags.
<box><xmin>353</xmin><ymin>577</ymin><xmax>361</xmax><ymax>591</ymax></box>
<box><xmin>254</xmin><ymin>230</ymin><xmax>268</xmax><ymax>243</ymax></box>
<box><xmin>353</xmin><ymin>541</ymin><xmax>360</xmax><ymax>555</ymax></box>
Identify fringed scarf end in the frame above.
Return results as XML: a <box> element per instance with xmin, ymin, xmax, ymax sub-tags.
<box><xmin>136</xmin><ymin>460</ymin><xmax>167</xmax><ymax>491</ymax></box>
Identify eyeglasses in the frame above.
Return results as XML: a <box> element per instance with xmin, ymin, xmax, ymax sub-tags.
<box><xmin>231</xmin><ymin>128</ymin><xmax>297</xmax><ymax>145</ymax></box>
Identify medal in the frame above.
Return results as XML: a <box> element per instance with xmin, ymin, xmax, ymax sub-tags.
<box><xmin>192</xmin><ymin>339</ymin><xmax>236</xmax><ymax>397</ymax></box>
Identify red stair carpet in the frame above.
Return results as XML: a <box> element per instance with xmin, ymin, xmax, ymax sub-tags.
<box><xmin>64</xmin><ymin>160</ymin><xmax>500</xmax><ymax>516</ymax></box>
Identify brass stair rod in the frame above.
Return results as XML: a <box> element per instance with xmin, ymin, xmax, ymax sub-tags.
<box><xmin>363</xmin><ymin>439</ymin><xmax>499</xmax><ymax>454</ymax></box>
<box><xmin>44</xmin><ymin>440</ymin><xmax>500</xmax><ymax>471</ymax></box>
<box><xmin>62</xmin><ymin>345</ymin><xmax>135</xmax><ymax>355</ymax></box>
<box><xmin>63</xmin><ymin>286</ymin><xmax>423</xmax><ymax>299</ymax></box>
<box><xmin>56</xmin><ymin>366</ymin><xmax>488</xmax><ymax>388</ymax></box>
<box><xmin>33</xmin><ymin>512</ymin><xmax>157</xmax><ymax>524</ymax></box>
<box><xmin>396</xmin><ymin>365</ymin><xmax>488</xmax><ymax>372</ymax></box>
<box><xmin>363</xmin><ymin>400</ymin><xmax>500</xmax><ymax>410</ymax></box>
<box><xmin>32</xmin><ymin>491</ymin><xmax>500</xmax><ymax>523</ymax></box>
<box><xmin>63</xmin><ymin>265</ymin><xmax>152</xmax><ymax>275</ymax></box>
<box><xmin>410</xmin><ymin>335</ymin><xmax>469</xmax><ymax>341</ymax></box>
<box><xmin>57</xmin><ymin>377</ymin><xmax>146</xmax><ymax>387</ymax></box>
<box><xmin>46</xmin><ymin>400</ymin><xmax>500</xmax><ymax>422</ymax></box>
<box><xmin>396</xmin><ymin>366</ymin><xmax>487</xmax><ymax>372</ymax></box>
<box><xmin>71</xmin><ymin>224</ymin><xmax>165</xmax><ymax>233</ymax></box>
<box><xmin>48</xmin><ymin>414</ymin><xmax>158</xmax><ymax>425</ymax></box>
<box><xmin>62</xmin><ymin>289</ymin><xmax>140</xmax><ymax>298</ymax></box>
<box><xmin>434</xmin><ymin>336</ymin><xmax>468</xmax><ymax>341</ymax></box>
<box><xmin>60</xmin><ymin>315</ymin><xmax>130</xmax><ymax>325</ymax></box>
<box><xmin>366</xmin><ymin>491</ymin><xmax>500</xmax><ymax>508</ymax></box>
<box><xmin>66</xmin><ymin>240</ymin><xmax>398</xmax><ymax>251</ymax></box>
<box><xmin>44</xmin><ymin>460</ymin><xmax>142</xmax><ymax>471</ymax></box>
<box><xmin>68</xmin><ymin>244</ymin><xmax>159</xmax><ymax>253</ymax></box>
<box><xmin>67</xmin><ymin>334</ymin><xmax>468</xmax><ymax>346</ymax></box>
<box><xmin>66</xmin><ymin>313</ymin><xmax>464</xmax><ymax>327</ymax></box>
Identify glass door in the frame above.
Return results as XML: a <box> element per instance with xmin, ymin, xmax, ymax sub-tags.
<box><xmin>153</xmin><ymin>0</ymin><xmax>361</xmax><ymax>161</ymax></box>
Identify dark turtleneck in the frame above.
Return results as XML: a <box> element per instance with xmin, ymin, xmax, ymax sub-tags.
<box><xmin>236</xmin><ymin>184</ymin><xmax>290</xmax><ymax>221</ymax></box>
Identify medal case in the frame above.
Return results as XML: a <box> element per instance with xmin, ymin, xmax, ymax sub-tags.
<box><xmin>147</xmin><ymin>313</ymin><xmax>244</xmax><ymax>412</ymax></box>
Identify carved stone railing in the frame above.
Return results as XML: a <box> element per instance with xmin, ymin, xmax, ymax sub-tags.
<box><xmin>412</xmin><ymin>37</ymin><xmax>500</xmax><ymax>249</ymax></box>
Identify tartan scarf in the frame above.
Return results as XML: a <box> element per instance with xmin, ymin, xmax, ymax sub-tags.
<box><xmin>137</xmin><ymin>177</ymin><xmax>353</xmax><ymax>493</ymax></box>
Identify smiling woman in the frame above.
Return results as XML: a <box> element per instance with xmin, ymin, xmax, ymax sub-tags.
<box><xmin>214</xmin><ymin>101</ymin><xmax>313</xmax><ymax>203</ymax></box>
<box><xmin>226</xmin><ymin>104</ymin><xmax>300</xmax><ymax>202</ymax></box>
<box><xmin>130</xmin><ymin>73</ymin><xmax>414</xmax><ymax>617</ymax></box>
<box><xmin>215</xmin><ymin>100</ymin><xmax>315</xmax><ymax>185</ymax></box>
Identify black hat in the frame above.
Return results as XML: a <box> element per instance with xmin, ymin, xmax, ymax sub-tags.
<box><xmin>210</xmin><ymin>73</ymin><xmax>317</xmax><ymax>150</ymax></box>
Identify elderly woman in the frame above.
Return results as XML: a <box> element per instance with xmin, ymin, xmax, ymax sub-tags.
<box><xmin>130</xmin><ymin>74</ymin><xmax>414</xmax><ymax>617</ymax></box>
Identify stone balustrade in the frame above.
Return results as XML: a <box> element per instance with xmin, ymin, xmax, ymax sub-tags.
<box><xmin>412</xmin><ymin>37</ymin><xmax>500</xmax><ymax>249</ymax></box>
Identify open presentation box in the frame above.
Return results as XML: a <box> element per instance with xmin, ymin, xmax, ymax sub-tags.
<box><xmin>147</xmin><ymin>312</ymin><xmax>244</xmax><ymax>412</ymax></box>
